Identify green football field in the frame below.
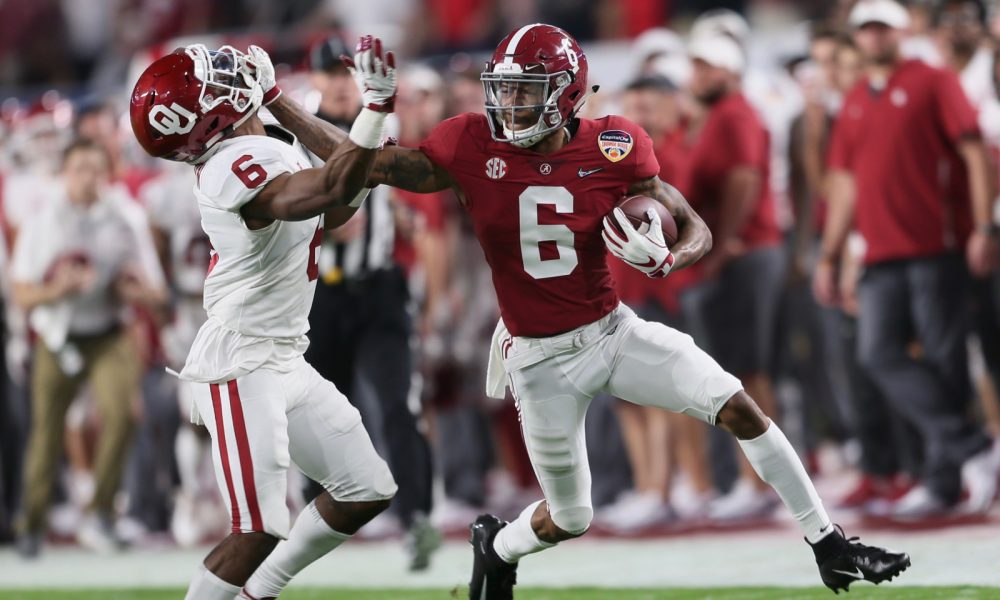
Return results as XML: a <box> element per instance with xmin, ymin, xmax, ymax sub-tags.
<box><xmin>0</xmin><ymin>588</ymin><xmax>995</xmax><ymax>600</ymax></box>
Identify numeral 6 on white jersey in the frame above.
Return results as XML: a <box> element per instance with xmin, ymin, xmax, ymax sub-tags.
<box><xmin>519</xmin><ymin>186</ymin><xmax>577</xmax><ymax>279</ymax></box>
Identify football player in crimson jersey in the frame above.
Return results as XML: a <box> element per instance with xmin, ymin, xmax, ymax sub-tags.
<box><xmin>130</xmin><ymin>38</ymin><xmax>401</xmax><ymax>600</ymax></box>
<box><xmin>261</xmin><ymin>25</ymin><xmax>910</xmax><ymax>597</ymax></box>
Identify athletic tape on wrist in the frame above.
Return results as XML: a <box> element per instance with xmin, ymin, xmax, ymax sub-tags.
<box><xmin>348</xmin><ymin>108</ymin><xmax>387</xmax><ymax>149</ymax></box>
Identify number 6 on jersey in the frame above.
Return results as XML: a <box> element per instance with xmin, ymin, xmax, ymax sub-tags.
<box><xmin>519</xmin><ymin>186</ymin><xmax>578</xmax><ymax>279</ymax></box>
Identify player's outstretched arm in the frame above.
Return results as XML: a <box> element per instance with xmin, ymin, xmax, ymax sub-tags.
<box><xmin>266</xmin><ymin>93</ymin><xmax>348</xmax><ymax>161</ymax></box>
<box><xmin>241</xmin><ymin>37</ymin><xmax>397</xmax><ymax>228</ymax></box>
<box><xmin>627</xmin><ymin>176</ymin><xmax>712</xmax><ymax>270</ymax></box>
<box><xmin>241</xmin><ymin>140</ymin><xmax>377</xmax><ymax>226</ymax></box>
<box><xmin>368</xmin><ymin>146</ymin><xmax>454</xmax><ymax>193</ymax></box>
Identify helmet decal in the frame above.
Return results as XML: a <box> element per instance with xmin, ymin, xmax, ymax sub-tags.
<box><xmin>148</xmin><ymin>103</ymin><xmax>197</xmax><ymax>136</ymax></box>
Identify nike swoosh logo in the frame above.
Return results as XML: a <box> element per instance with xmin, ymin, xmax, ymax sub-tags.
<box><xmin>832</xmin><ymin>567</ymin><xmax>864</xmax><ymax>580</ymax></box>
<box><xmin>629</xmin><ymin>257</ymin><xmax>658</xmax><ymax>268</ymax></box>
<box><xmin>578</xmin><ymin>167</ymin><xmax>603</xmax><ymax>178</ymax></box>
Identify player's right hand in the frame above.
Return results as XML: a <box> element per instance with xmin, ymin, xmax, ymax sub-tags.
<box><xmin>602</xmin><ymin>207</ymin><xmax>674</xmax><ymax>279</ymax></box>
<box><xmin>341</xmin><ymin>36</ymin><xmax>397</xmax><ymax>113</ymax></box>
<box><xmin>247</xmin><ymin>45</ymin><xmax>281</xmax><ymax>105</ymax></box>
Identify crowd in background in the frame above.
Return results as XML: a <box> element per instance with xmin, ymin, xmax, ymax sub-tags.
<box><xmin>2</xmin><ymin>0</ymin><xmax>1000</xmax><ymax>565</ymax></box>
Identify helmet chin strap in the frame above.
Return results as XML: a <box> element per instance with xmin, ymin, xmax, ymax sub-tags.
<box><xmin>502</xmin><ymin>119</ymin><xmax>550</xmax><ymax>148</ymax></box>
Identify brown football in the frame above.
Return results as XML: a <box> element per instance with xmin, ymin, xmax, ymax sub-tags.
<box><xmin>609</xmin><ymin>195</ymin><xmax>678</xmax><ymax>245</ymax></box>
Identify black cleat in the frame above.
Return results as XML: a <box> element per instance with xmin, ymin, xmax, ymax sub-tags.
<box><xmin>468</xmin><ymin>514</ymin><xmax>518</xmax><ymax>600</ymax></box>
<box><xmin>809</xmin><ymin>525</ymin><xmax>911</xmax><ymax>594</ymax></box>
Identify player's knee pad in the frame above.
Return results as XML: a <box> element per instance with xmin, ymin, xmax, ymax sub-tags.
<box><xmin>550</xmin><ymin>505</ymin><xmax>593</xmax><ymax>536</ymax></box>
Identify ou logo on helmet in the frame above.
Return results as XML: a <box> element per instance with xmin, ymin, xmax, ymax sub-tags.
<box><xmin>148</xmin><ymin>102</ymin><xmax>197</xmax><ymax>135</ymax></box>
<box><xmin>560</xmin><ymin>37</ymin><xmax>579</xmax><ymax>73</ymax></box>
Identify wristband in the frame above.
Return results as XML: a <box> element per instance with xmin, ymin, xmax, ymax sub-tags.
<box><xmin>348</xmin><ymin>108</ymin><xmax>387</xmax><ymax>149</ymax></box>
<box><xmin>262</xmin><ymin>86</ymin><xmax>282</xmax><ymax>106</ymax></box>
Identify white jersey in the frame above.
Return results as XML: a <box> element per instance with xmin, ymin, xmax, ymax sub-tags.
<box><xmin>179</xmin><ymin>130</ymin><xmax>322</xmax><ymax>383</ymax></box>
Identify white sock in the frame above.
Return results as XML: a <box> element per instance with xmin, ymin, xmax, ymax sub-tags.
<box><xmin>184</xmin><ymin>563</ymin><xmax>240</xmax><ymax>600</ymax></box>
<box><xmin>493</xmin><ymin>500</ymin><xmax>555</xmax><ymax>564</ymax></box>
<box><xmin>738</xmin><ymin>423</ymin><xmax>834</xmax><ymax>544</ymax></box>
<box><xmin>243</xmin><ymin>501</ymin><xmax>351</xmax><ymax>598</ymax></box>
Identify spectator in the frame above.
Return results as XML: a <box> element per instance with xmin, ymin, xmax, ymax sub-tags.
<box><xmin>937</xmin><ymin>0</ymin><xmax>995</xmax><ymax>109</ymax></box>
<box><xmin>794</xmin><ymin>31</ymin><xmax>917</xmax><ymax>511</ymax></box>
<box><xmin>11</xmin><ymin>138</ymin><xmax>166</xmax><ymax>557</ymax></box>
<box><xmin>937</xmin><ymin>0</ymin><xmax>1000</xmax><ymax>467</ymax></box>
<box><xmin>681</xmin><ymin>33</ymin><xmax>787</xmax><ymax>521</ymax></box>
<box><xmin>815</xmin><ymin>0</ymin><xmax>1000</xmax><ymax>518</ymax></box>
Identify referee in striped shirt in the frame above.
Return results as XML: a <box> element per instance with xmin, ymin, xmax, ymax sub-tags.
<box><xmin>302</xmin><ymin>36</ymin><xmax>438</xmax><ymax>570</ymax></box>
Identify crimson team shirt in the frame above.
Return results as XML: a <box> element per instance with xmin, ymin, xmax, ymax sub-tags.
<box><xmin>828</xmin><ymin>60</ymin><xmax>979</xmax><ymax>265</ymax></box>
<box><xmin>420</xmin><ymin>113</ymin><xmax>659</xmax><ymax>337</ymax></box>
<box><xmin>687</xmin><ymin>93</ymin><xmax>782</xmax><ymax>256</ymax></box>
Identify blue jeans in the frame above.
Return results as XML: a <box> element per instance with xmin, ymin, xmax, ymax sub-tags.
<box><xmin>857</xmin><ymin>254</ymin><xmax>989</xmax><ymax>502</ymax></box>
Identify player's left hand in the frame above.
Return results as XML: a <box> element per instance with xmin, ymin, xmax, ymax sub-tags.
<box><xmin>341</xmin><ymin>36</ymin><xmax>397</xmax><ymax>113</ymax></box>
<box><xmin>247</xmin><ymin>45</ymin><xmax>281</xmax><ymax>105</ymax></box>
<box><xmin>602</xmin><ymin>207</ymin><xmax>674</xmax><ymax>278</ymax></box>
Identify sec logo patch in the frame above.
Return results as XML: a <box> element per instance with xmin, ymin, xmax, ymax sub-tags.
<box><xmin>598</xmin><ymin>130</ymin><xmax>633</xmax><ymax>163</ymax></box>
<box><xmin>485</xmin><ymin>157</ymin><xmax>507</xmax><ymax>180</ymax></box>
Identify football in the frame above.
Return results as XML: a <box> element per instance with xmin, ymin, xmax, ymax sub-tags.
<box><xmin>609</xmin><ymin>195</ymin><xmax>678</xmax><ymax>245</ymax></box>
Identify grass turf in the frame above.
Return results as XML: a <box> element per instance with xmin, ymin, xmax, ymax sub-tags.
<box><xmin>0</xmin><ymin>588</ymin><xmax>994</xmax><ymax>600</ymax></box>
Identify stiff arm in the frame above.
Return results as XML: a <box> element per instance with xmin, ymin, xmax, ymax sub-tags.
<box><xmin>627</xmin><ymin>176</ymin><xmax>712</xmax><ymax>270</ymax></box>
<box><xmin>368</xmin><ymin>146</ymin><xmax>455</xmax><ymax>193</ymax></box>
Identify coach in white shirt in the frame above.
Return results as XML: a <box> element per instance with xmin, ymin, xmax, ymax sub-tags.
<box><xmin>11</xmin><ymin>138</ymin><xmax>166</xmax><ymax>557</ymax></box>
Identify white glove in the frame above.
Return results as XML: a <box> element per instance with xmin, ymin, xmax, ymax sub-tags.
<box><xmin>246</xmin><ymin>45</ymin><xmax>281</xmax><ymax>105</ymax></box>
<box><xmin>602</xmin><ymin>207</ymin><xmax>674</xmax><ymax>278</ymax></box>
<box><xmin>341</xmin><ymin>36</ymin><xmax>397</xmax><ymax>113</ymax></box>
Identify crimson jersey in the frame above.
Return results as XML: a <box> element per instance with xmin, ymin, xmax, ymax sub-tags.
<box><xmin>420</xmin><ymin>113</ymin><xmax>659</xmax><ymax>337</ymax></box>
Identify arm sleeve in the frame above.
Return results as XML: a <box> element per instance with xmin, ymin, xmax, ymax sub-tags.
<box><xmin>936</xmin><ymin>69</ymin><xmax>981</xmax><ymax>142</ymax></box>
<box><xmin>418</xmin><ymin>114</ymin><xmax>471</xmax><ymax>170</ymax></box>
<box><xmin>198</xmin><ymin>141</ymin><xmax>294</xmax><ymax>212</ymax></box>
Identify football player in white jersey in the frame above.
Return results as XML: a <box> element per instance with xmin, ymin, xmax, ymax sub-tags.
<box><xmin>130</xmin><ymin>37</ymin><xmax>399</xmax><ymax>600</ymax></box>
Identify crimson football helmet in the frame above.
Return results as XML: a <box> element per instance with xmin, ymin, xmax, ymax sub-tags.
<box><xmin>482</xmin><ymin>24</ymin><xmax>590</xmax><ymax>148</ymax></box>
<box><xmin>130</xmin><ymin>44</ymin><xmax>263</xmax><ymax>163</ymax></box>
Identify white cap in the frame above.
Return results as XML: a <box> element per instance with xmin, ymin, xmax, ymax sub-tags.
<box><xmin>633</xmin><ymin>28</ymin><xmax>686</xmax><ymax>62</ymax></box>
<box><xmin>401</xmin><ymin>64</ymin><xmax>444</xmax><ymax>94</ymax></box>
<box><xmin>848</xmin><ymin>0</ymin><xmax>911</xmax><ymax>30</ymax></box>
<box><xmin>691</xmin><ymin>9</ymin><xmax>751</xmax><ymax>46</ymax></box>
<box><xmin>688</xmin><ymin>34</ymin><xmax>745</xmax><ymax>74</ymax></box>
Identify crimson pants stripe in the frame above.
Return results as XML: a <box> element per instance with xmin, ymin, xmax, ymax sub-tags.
<box><xmin>211</xmin><ymin>383</ymin><xmax>241</xmax><ymax>532</ymax></box>
<box><xmin>228</xmin><ymin>379</ymin><xmax>263</xmax><ymax>532</ymax></box>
